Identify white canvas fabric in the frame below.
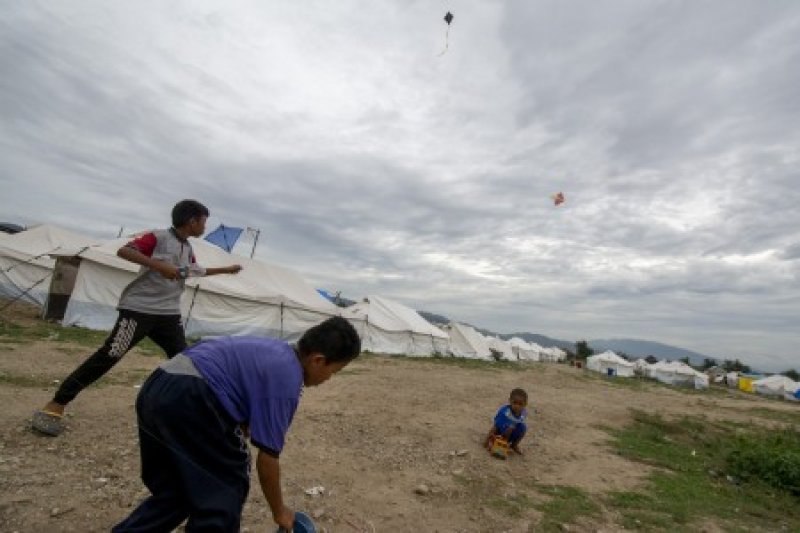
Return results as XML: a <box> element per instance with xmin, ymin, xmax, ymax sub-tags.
<box><xmin>508</xmin><ymin>337</ymin><xmax>540</xmax><ymax>362</ymax></box>
<box><xmin>0</xmin><ymin>224</ymin><xmax>99</xmax><ymax>306</ymax></box>
<box><xmin>444</xmin><ymin>322</ymin><xmax>493</xmax><ymax>360</ymax></box>
<box><xmin>341</xmin><ymin>295</ymin><xmax>449</xmax><ymax>356</ymax></box>
<box><xmin>485</xmin><ymin>335</ymin><xmax>515</xmax><ymax>361</ymax></box>
<box><xmin>586</xmin><ymin>350</ymin><xmax>635</xmax><ymax>377</ymax></box>
<box><xmin>647</xmin><ymin>360</ymin><xmax>709</xmax><ymax>389</ymax></box>
<box><xmin>752</xmin><ymin>375</ymin><xmax>799</xmax><ymax>399</ymax></box>
<box><xmin>61</xmin><ymin>236</ymin><xmax>340</xmax><ymax>340</ymax></box>
<box><xmin>539</xmin><ymin>346</ymin><xmax>567</xmax><ymax>363</ymax></box>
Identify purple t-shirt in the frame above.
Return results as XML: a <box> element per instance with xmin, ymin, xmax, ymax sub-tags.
<box><xmin>185</xmin><ymin>336</ymin><xmax>303</xmax><ymax>456</ymax></box>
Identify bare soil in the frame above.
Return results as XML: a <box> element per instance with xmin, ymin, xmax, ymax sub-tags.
<box><xmin>0</xmin><ymin>304</ymin><xmax>796</xmax><ymax>532</ymax></box>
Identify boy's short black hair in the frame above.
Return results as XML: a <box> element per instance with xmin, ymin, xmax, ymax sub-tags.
<box><xmin>298</xmin><ymin>316</ymin><xmax>361</xmax><ymax>363</ymax></box>
<box><xmin>172</xmin><ymin>200</ymin><xmax>210</xmax><ymax>228</ymax></box>
<box><xmin>510</xmin><ymin>388</ymin><xmax>528</xmax><ymax>401</ymax></box>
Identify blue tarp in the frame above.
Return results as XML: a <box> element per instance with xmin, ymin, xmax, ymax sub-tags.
<box><xmin>204</xmin><ymin>224</ymin><xmax>243</xmax><ymax>253</ymax></box>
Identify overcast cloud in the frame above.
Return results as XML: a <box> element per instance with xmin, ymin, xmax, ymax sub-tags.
<box><xmin>2</xmin><ymin>1</ymin><xmax>798</xmax><ymax>371</ymax></box>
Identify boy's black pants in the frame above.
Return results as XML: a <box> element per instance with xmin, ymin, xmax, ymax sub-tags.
<box><xmin>53</xmin><ymin>309</ymin><xmax>186</xmax><ymax>405</ymax></box>
<box><xmin>112</xmin><ymin>368</ymin><xmax>251</xmax><ymax>532</ymax></box>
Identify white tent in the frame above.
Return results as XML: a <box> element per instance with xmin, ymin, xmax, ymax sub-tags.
<box><xmin>648</xmin><ymin>361</ymin><xmax>709</xmax><ymax>389</ymax></box>
<box><xmin>0</xmin><ymin>224</ymin><xmax>99</xmax><ymax>308</ymax></box>
<box><xmin>540</xmin><ymin>346</ymin><xmax>567</xmax><ymax>363</ymax></box>
<box><xmin>508</xmin><ymin>337</ymin><xmax>540</xmax><ymax>362</ymax></box>
<box><xmin>586</xmin><ymin>350</ymin><xmax>635</xmax><ymax>377</ymax></box>
<box><xmin>340</xmin><ymin>295</ymin><xmax>449</xmax><ymax>356</ymax></box>
<box><xmin>785</xmin><ymin>382</ymin><xmax>800</xmax><ymax>402</ymax></box>
<box><xmin>484</xmin><ymin>335</ymin><xmax>515</xmax><ymax>361</ymax></box>
<box><xmin>443</xmin><ymin>322</ymin><xmax>493</xmax><ymax>360</ymax></box>
<box><xmin>61</xmin><ymin>236</ymin><xmax>341</xmax><ymax>340</ymax></box>
<box><xmin>752</xmin><ymin>375</ymin><xmax>800</xmax><ymax>400</ymax></box>
<box><xmin>633</xmin><ymin>358</ymin><xmax>652</xmax><ymax>376</ymax></box>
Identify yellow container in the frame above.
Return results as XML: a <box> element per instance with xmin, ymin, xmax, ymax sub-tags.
<box><xmin>738</xmin><ymin>376</ymin><xmax>754</xmax><ymax>393</ymax></box>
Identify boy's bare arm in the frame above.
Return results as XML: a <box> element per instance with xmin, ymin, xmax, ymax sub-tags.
<box><xmin>117</xmin><ymin>246</ymin><xmax>179</xmax><ymax>279</ymax></box>
<box><xmin>203</xmin><ymin>264</ymin><xmax>242</xmax><ymax>276</ymax></box>
<box><xmin>256</xmin><ymin>450</ymin><xmax>294</xmax><ymax>530</ymax></box>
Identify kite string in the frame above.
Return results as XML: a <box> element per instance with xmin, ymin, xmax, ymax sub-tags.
<box><xmin>438</xmin><ymin>25</ymin><xmax>450</xmax><ymax>56</ymax></box>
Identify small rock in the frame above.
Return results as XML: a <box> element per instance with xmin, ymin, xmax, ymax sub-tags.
<box><xmin>414</xmin><ymin>484</ymin><xmax>429</xmax><ymax>495</ymax></box>
<box><xmin>312</xmin><ymin>508</ymin><xmax>325</xmax><ymax>519</ymax></box>
<box><xmin>456</xmin><ymin>449</ymin><xmax>468</xmax><ymax>456</ymax></box>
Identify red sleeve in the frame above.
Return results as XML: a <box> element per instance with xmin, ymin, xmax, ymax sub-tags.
<box><xmin>125</xmin><ymin>232</ymin><xmax>157</xmax><ymax>257</ymax></box>
<box><xmin>191</xmin><ymin>253</ymin><xmax>197</xmax><ymax>264</ymax></box>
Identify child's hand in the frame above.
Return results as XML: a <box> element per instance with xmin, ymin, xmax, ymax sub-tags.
<box><xmin>274</xmin><ymin>505</ymin><xmax>294</xmax><ymax>531</ymax></box>
<box><xmin>155</xmin><ymin>262</ymin><xmax>180</xmax><ymax>280</ymax></box>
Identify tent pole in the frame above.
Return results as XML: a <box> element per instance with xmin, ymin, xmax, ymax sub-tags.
<box><xmin>0</xmin><ymin>274</ymin><xmax>51</xmax><ymax>314</ymax></box>
<box><xmin>184</xmin><ymin>285</ymin><xmax>200</xmax><ymax>332</ymax></box>
<box><xmin>250</xmin><ymin>230</ymin><xmax>260</xmax><ymax>259</ymax></box>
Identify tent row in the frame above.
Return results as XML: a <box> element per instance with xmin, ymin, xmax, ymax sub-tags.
<box><xmin>589</xmin><ymin>352</ymin><xmax>800</xmax><ymax>401</ymax></box>
<box><xmin>727</xmin><ymin>373</ymin><xmax>800</xmax><ymax>402</ymax></box>
<box><xmin>586</xmin><ymin>352</ymin><xmax>709</xmax><ymax>389</ymax></box>
<box><xmin>0</xmin><ymin>224</ymin><xmax>567</xmax><ymax>360</ymax></box>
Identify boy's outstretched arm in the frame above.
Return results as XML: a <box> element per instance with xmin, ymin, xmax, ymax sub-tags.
<box><xmin>256</xmin><ymin>450</ymin><xmax>294</xmax><ymax>530</ymax></box>
<box><xmin>203</xmin><ymin>264</ymin><xmax>242</xmax><ymax>276</ymax></box>
<box><xmin>117</xmin><ymin>246</ymin><xmax>180</xmax><ymax>280</ymax></box>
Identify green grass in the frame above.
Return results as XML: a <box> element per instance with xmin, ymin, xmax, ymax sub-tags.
<box><xmin>0</xmin><ymin>318</ymin><xmax>164</xmax><ymax>356</ymax></box>
<box><xmin>530</xmin><ymin>484</ymin><xmax>600</xmax><ymax>532</ymax></box>
<box><xmin>605</xmin><ymin>410</ymin><xmax>800</xmax><ymax>531</ymax></box>
<box><xmin>744</xmin><ymin>407</ymin><xmax>800</xmax><ymax>426</ymax></box>
<box><xmin>417</xmin><ymin>354</ymin><xmax>527</xmax><ymax>372</ymax></box>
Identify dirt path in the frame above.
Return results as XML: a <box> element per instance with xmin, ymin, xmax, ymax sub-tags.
<box><xmin>1</xmin><ymin>308</ymin><xmax>795</xmax><ymax>532</ymax></box>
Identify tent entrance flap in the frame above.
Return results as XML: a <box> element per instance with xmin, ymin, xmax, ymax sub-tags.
<box><xmin>43</xmin><ymin>256</ymin><xmax>81</xmax><ymax>320</ymax></box>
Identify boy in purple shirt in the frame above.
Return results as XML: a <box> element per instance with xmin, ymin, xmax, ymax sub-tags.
<box><xmin>113</xmin><ymin>316</ymin><xmax>360</xmax><ymax>532</ymax></box>
<box><xmin>484</xmin><ymin>388</ymin><xmax>529</xmax><ymax>455</ymax></box>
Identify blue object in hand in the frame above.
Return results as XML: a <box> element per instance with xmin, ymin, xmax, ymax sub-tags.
<box><xmin>276</xmin><ymin>511</ymin><xmax>316</xmax><ymax>533</ymax></box>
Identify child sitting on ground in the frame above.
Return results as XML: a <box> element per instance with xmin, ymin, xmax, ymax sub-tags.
<box><xmin>485</xmin><ymin>388</ymin><xmax>529</xmax><ymax>455</ymax></box>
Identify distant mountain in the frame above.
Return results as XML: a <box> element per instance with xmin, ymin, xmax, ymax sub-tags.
<box><xmin>418</xmin><ymin>310</ymin><xmax>451</xmax><ymax>326</ymax></box>
<box><xmin>588</xmin><ymin>338</ymin><xmax>709</xmax><ymax>366</ymax></box>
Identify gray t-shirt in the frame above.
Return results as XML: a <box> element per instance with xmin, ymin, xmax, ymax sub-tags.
<box><xmin>117</xmin><ymin>228</ymin><xmax>205</xmax><ymax>315</ymax></box>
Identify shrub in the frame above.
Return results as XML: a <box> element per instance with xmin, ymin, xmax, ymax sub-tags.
<box><xmin>725</xmin><ymin>428</ymin><xmax>800</xmax><ymax>495</ymax></box>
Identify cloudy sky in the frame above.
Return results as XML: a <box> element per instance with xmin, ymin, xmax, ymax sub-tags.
<box><xmin>2</xmin><ymin>1</ymin><xmax>798</xmax><ymax>371</ymax></box>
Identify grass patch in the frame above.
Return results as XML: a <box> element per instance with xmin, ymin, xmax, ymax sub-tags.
<box><xmin>744</xmin><ymin>407</ymin><xmax>800</xmax><ymax>426</ymax></box>
<box><xmin>531</xmin><ymin>484</ymin><xmax>600</xmax><ymax>532</ymax></box>
<box><xmin>0</xmin><ymin>318</ymin><xmax>165</xmax><ymax>357</ymax></box>
<box><xmin>486</xmin><ymin>492</ymin><xmax>536</xmax><ymax>518</ymax></box>
<box><xmin>417</xmin><ymin>354</ymin><xmax>525</xmax><ymax>372</ymax></box>
<box><xmin>606</xmin><ymin>410</ymin><xmax>800</xmax><ymax>531</ymax></box>
<box><xmin>0</xmin><ymin>371</ymin><xmax>55</xmax><ymax>388</ymax></box>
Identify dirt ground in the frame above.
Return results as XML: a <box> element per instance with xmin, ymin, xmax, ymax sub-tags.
<box><xmin>0</xmin><ymin>305</ymin><xmax>797</xmax><ymax>532</ymax></box>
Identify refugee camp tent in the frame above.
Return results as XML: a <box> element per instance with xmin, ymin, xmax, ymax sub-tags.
<box><xmin>785</xmin><ymin>381</ymin><xmax>800</xmax><ymax>402</ymax></box>
<box><xmin>483</xmin><ymin>335</ymin><xmax>515</xmax><ymax>361</ymax></box>
<box><xmin>633</xmin><ymin>358</ymin><xmax>652</xmax><ymax>376</ymax></box>
<box><xmin>0</xmin><ymin>224</ymin><xmax>99</xmax><ymax>309</ymax></box>
<box><xmin>443</xmin><ymin>322</ymin><xmax>493</xmax><ymax>360</ymax></box>
<box><xmin>508</xmin><ymin>337</ymin><xmax>540</xmax><ymax>362</ymax></box>
<box><xmin>539</xmin><ymin>346</ymin><xmax>567</xmax><ymax>363</ymax></box>
<box><xmin>586</xmin><ymin>351</ymin><xmax>635</xmax><ymax>377</ymax></box>
<box><xmin>648</xmin><ymin>361</ymin><xmax>709</xmax><ymax>389</ymax></box>
<box><xmin>341</xmin><ymin>295</ymin><xmax>449</xmax><ymax>356</ymax></box>
<box><xmin>60</xmin><ymin>236</ymin><xmax>341</xmax><ymax>340</ymax></box>
<box><xmin>752</xmin><ymin>375</ymin><xmax>800</xmax><ymax>400</ymax></box>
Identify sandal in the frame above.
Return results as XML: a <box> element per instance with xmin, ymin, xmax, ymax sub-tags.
<box><xmin>31</xmin><ymin>410</ymin><xmax>65</xmax><ymax>436</ymax></box>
